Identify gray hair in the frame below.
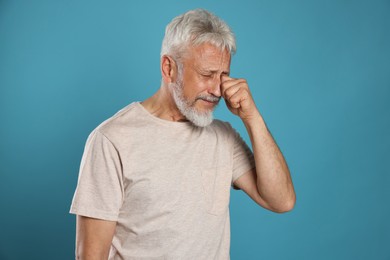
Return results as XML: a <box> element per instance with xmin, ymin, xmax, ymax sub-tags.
<box><xmin>160</xmin><ymin>9</ymin><xmax>236</xmax><ymax>62</ymax></box>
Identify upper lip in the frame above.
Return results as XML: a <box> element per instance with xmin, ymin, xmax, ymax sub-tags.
<box><xmin>197</xmin><ymin>97</ymin><xmax>220</xmax><ymax>103</ymax></box>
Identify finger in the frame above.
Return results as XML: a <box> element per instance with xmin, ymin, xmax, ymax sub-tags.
<box><xmin>222</xmin><ymin>84</ymin><xmax>240</xmax><ymax>100</ymax></box>
<box><xmin>223</xmin><ymin>81</ymin><xmax>249</xmax><ymax>100</ymax></box>
<box><xmin>221</xmin><ymin>74</ymin><xmax>233</xmax><ymax>83</ymax></box>
<box><xmin>221</xmin><ymin>79</ymin><xmax>246</xmax><ymax>97</ymax></box>
<box><xmin>221</xmin><ymin>77</ymin><xmax>247</xmax><ymax>93</ymax></box>
<box><xmin>221</xmin><ymin>77</ymin><xmax>246</xmax><ymax>88</ymax></box>
<box><xmin>227</xmin><ymin>88</ymin><xmax>249</xmax><ymax>108</ymax></box>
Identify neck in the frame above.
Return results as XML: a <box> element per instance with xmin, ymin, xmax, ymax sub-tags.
<box><xmin>141</xmin><ymin>84</ymin><xmax>188</xmax><ymax>122</ymax></box>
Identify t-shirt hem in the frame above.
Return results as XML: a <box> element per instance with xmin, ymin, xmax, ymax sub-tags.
<box><xmin>69</xmin><ymin>206</ymin><xmax>119</xmax><ymax>222</ymax></box>
<box><xmin>231</xmin><ymin>165</ymin><xmax>255</xmax><ymax>190</ymax></box>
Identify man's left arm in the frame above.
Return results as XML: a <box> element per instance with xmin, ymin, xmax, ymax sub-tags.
<box><xmin>221</xmin><ymin>76</ymin><xmax>296</xmax><ymax>213</ymax></box>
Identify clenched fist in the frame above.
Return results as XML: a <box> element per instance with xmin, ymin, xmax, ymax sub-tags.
<box><xmin>221</xmin><ymin>75</ymin><xmax>260</xmax><ymax>122</ymax></box>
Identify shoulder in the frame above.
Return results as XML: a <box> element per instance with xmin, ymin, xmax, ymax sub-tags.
<box><xmin>87</xmin><ymin>102</ymin><xmax>141</xmax><ymax>143</ymax></box>
<box><xmin>207</xmin><ymin>119</ymin><xmax>236</xmax><ymax>140</ymax></box>
<box><xmin>209</xmin><ymin>119</ymin><xmax>234</xmax><ymax>133</ymax></box>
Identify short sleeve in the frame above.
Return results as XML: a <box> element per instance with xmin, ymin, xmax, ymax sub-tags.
<box><xmin>230</xmin><ymin>126</ymin><xmax>255</xmax><ymax>190</ymax></box>
<box><xmin>69</xmin><ymin>130</ymin><xmax>124</xmax><ymax>221</ymax></box>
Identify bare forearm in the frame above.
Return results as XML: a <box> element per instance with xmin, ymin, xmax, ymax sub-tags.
<box><xmin>220</xmin><ymin>75</ymin><xmax>295</xmax><ymax>211</ymax></box>
<box><xmin>76</xmin><ymin>216</ymin><xmax>116</xmax><ymax>260</ymax></box>
<box><xmin>243</xmin><ymin>112</ymin><xmax>295</xmax><ymax>212</ymax></box>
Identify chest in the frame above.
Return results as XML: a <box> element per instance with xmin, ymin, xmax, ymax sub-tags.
<box><xmin>118</xmin><ymin>128</ymin><xmax>234</xmax><ymax>217</ymax></box>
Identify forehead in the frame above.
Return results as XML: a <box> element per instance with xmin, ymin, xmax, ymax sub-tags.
<box><xmin>185</xmin><ymin>43</ymin><xmax>231</xmax><ymax>71</ymax></box>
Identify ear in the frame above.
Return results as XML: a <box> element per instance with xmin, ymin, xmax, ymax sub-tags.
<box><xmin>161</xmin><ymin>55</ymin><xmax>178</xmax><ymax>85</ymax></box>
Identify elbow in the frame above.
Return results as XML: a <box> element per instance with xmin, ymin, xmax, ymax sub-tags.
<box><xmin>271</xmin><ymin>194</ymin><xmax>296</xmax><ymax>214</ymax></box>
<box><xmin>275</xmin><ymin>183</ymin><xmax>297</xmax><ymax>213</ymax></box>
<box><xmin>279</xmin><ymin>199</ymin><xmax>296</xmax><ymax>213</ymax></box>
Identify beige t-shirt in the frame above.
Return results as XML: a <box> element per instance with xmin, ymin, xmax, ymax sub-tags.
<box><xmin>70</xmin><ymin>102</ymin><xmax>255</xmax><ymax>260</ymax></box>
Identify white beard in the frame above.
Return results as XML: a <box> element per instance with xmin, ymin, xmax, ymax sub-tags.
<box><xmin>169</xmin><ymin>73</ymin><xmax>219</xmax><ymax>127</ymax></box>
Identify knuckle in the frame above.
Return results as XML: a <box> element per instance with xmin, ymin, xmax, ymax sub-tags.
<box><xmin>230</xmin><ymin>96</ymin><xmax>239</xmax><ymax>104</ymax></box>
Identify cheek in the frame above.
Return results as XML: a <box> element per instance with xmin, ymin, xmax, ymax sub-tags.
<box><xmin>195</xmin><ymin>76</ymin><xmax>216</xmax><ymax>92</ymax></box>
<box><xmin>198</xmin><ymin>78</ymin><xmax>217</xmax><ymax>95</ymax></box>
<box><xmin>183</xmin><ymin>78</ymin><xmax>209</xmax><ymax>98</ymax></box>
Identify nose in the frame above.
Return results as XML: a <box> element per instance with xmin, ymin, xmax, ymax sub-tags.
<box><xmin>208</xmin><ymin>76</ymin><xmax>222</xmax><ymax>97</ymax></box>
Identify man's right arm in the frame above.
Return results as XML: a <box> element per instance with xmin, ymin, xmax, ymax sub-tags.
<box><xmin>75</xmin><ymin>215</ymin><xmax>117</xmax><ymax>260</ymax></box>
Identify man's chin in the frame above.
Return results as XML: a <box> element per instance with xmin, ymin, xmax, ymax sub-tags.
<box><xmin>185</xmin><ymin>109</ymin><xmax>214</xmax><ymax>127</ymax></box>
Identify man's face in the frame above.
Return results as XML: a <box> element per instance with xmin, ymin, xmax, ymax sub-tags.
<box><xmin>170</xmin><ymin>43</ymin><xmax>231</xmax><ymax>127</ymax></box>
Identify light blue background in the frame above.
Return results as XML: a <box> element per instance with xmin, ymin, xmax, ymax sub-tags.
<box><xmin>1</xmin><ymin>0</ymin><xmax>389</xmax><ymax>259</ymax></box>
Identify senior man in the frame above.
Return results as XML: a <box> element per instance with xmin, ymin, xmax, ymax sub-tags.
<box><xmin>70</xmin><ymin>8</ymin><xmax>296</xmax><ymax>260</ymax></box>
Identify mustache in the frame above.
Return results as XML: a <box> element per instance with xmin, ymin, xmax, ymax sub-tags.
<box><xmin>195</xmin><ymin>95</ymin><xmax>221</xmax><ymax>103</ymax></box>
